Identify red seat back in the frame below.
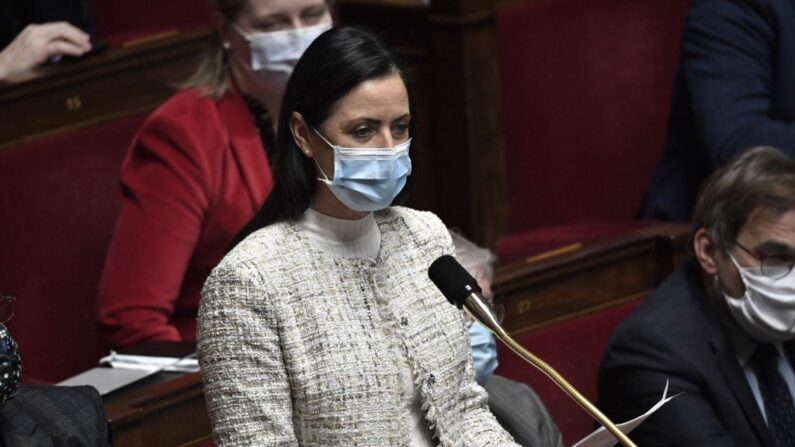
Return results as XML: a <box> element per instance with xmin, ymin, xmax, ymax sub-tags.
<box><xmin>90</xmin><ymin>0</ymin><xmax>213</xmax><ymax>43</ymax></box>
<box><xmin>496</xmin><ymin>0</ymin><xmax>687</xmax><ymax>233</ymax></box>
<box><xmin>0</xmin><ymin>114</ymin><xmax>147</xmax><ymax>383</ymax></box>
<box><xmin>495</xmin><ymin>300</ymin><xmax>641</xmax><ymax>444</ymax></box>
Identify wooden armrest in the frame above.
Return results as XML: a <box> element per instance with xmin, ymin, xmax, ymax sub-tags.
<box><xmin>494</xmin><ymin>222</ymin><xmax>690</xmax><ymax>334</ymax></box>
<box><xmin>0</xmin><ymin>28</ymin><xmax>212</xmax><ymax>149</ymax></box>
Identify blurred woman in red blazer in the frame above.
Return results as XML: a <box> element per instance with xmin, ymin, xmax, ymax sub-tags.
<box><xmin>98</xmin><ymin>0</ymin><xmax>333</xmax><ymax>348</ymax></box>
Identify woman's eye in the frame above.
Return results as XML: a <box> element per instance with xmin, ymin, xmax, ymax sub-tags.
<box><xmin>302</xmin><ymin>7</ymin><xmax>327</xmax><ymax>20</ymax></box>
<box><xmin>254</xmin><ymin>22</ymin><xmax>280</xmax><ymax>32</ymax></box>
<box><xmin>353</xmin><ymin>127</ymin><xmax>373</xmax><ymax>139</ymax></box>
<box><xmin>392</xmin><ymin>122</ymin><xmax>410</xmax><ymax>136</ymax></box>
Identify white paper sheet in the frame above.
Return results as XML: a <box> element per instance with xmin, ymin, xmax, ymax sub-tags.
<box><xmin>57</xmin><ymin>367</ymin><xmax>155</xmax><ymax>395</ymax></box>
<box><xmin>573</xmin><ymin>381</ymin><xmax>679</xmax><ymax>447</ymax></box>
<box><xmin>99</xmin><ymin>350</ymin><xmax>199</xmax><ymax>373</ymax></box>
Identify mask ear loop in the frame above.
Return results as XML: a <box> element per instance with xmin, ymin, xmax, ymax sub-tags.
<box><xmin>230</xmin><ymin>22</ymin><xmax>253</xmax><ymax>41</ymax></box>
<box><xmin>310</xmin><ymin>127</ymin><xmax>336</xmax><ymax>185</ymax></box>
<box><xmin>722</xmin><ymin>250</ymin><xmax>749</xmax><ymax>299</ymax></box>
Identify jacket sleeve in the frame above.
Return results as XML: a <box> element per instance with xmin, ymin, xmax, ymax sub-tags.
<box><xmin>443</xmin><ymin>333</ymin><xmax>520</xmax><ymax>447</ymax></box>
<box><xmin>684</xmin><ymin>0</ymin><xmax>795</xmax><ymax>164</ymax></box>
<box><xmin>97</xmin><ymin>108</ymin><xmax>213</xmax><ymax>347</ymax></box>
<box><xmin>197</xmin><ymin>260</ymin><xmax>299</xmax><ymax>446</ymax></box>
<box><xmin>598</xmin><ymin>323</ymin><xmax>737</xmax><ymax>446</ymax></box>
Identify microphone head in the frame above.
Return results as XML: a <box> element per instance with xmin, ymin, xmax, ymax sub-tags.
<box><xmin>428</xmin><ymin>255</ymin><xmax>482</xmax><ymax>308</ymax></box>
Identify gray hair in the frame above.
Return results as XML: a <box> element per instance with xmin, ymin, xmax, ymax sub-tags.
<box><xmin>693</xmin><ymin>146</ymin><xmax>795</xmax><ymax>250</ymax></box>
<box><xmin>450</xmin><ymin>230</ymin><xmax>496</xmax><ymax>281</ymax></box>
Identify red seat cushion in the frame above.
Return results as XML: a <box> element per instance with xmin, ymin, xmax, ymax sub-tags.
<box><xmin>495</xmin><ymin>300</ymin><xmax>641</xmax><ymax>444</ymax></box>
<box><xmin>0</xmin><ymin>114</ymin><xmax>147</xmax><ymax>383</ymax></box>
<box><xmin>496</xmin><ymin>220</ymin><xmax>651</xmax><ymax>263</ymax></box>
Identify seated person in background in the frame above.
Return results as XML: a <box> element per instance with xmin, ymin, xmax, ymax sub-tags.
<box><xmin>0</xmin><ymin>22</ymin><xmax>90</xmax><ymax>80</ymax></box>
<box><xmin>198</xmin><ymin>26</ymin><xmax>518</xmax><ymax>446</ymax></box>
<box><xmin>452</xmin><ymin>232</ymin><xmax>564</xmax><ymax>447</ymax></box>
<box><xmin>599</xmin><ymin>146</ymin><xmax>795</xmax><ymax>446</ymax></box>
<box><xmin>641</xmin><ymin>0</ymin><xmax>795</xmax><ymax>221</ymax></box>
<box><xmin>97</xmin><ymin>0</ymin><xmax>333</xmax><ymax>348</ymax></box>
<box><xmin>1</xmin><ymin>299</ymin><xmax>106</xmax><ymax>445</ymax></box>
<box><xmin>0</xmin><ymin>385</ymin><xmax>109</xmax><ymax>446</ymax></box>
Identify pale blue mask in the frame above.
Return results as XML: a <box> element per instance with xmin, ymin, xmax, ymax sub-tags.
<box><xmin>468</xmin><ymin>322</ymin><xmax>498</xmax><ymax>385</ymax></box>
<box><xmin>313</xmin><ymin>129</ymin><xmax>412</xmax><ymax>212</ymax></box>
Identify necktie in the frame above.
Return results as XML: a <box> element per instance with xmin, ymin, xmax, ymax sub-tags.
<box><xmin>751</xmin><ymin>344</ymin><xmax>795</xmax><ymax>447</ymax></box>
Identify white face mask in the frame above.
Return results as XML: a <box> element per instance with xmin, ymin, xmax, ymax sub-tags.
<box><xmin>232</xmin><ymin>22</ymin><xmax>332</xmax><ymax>92</ymax></box>
<box><xmin>723</xmin><ymin>252</ymin><xmax>795</xmax><ymax>342</ymax></box>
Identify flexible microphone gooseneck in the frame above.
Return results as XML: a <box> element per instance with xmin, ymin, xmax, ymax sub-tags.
<box><xmin>429</xmin><ymin>255</ymin><xmax>636</xmax><ymax>447</ymax></box>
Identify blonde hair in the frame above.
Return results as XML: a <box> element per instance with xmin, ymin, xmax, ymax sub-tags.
<box><xmin>180</xmin><ymin>0</ymin><xmax>244</xmax><ymax>98</ymax></box>
<box><xmin>181</xmin><ymin>0</ymin><xmax>334</xmax><ymax>98</ymax></box>
<box><xmin>450</xmin><ymin>230</ymin><xmax>496</xmax><ymax>281</ymax></box>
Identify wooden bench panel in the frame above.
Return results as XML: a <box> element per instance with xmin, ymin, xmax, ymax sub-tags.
<box><xmin>494</xmin><ymin>223</ymin><xmax>690</xmax><ymax>333</ymax></box>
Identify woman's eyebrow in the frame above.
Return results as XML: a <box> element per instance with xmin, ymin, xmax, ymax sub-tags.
<box><xmin>251</xmin><ymin>13</ymin><xmax>290</xmax><ymax>25</ymax></box>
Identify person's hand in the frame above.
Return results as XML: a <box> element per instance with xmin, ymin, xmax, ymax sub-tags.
<box><xmin>0</xmin><ymin>22</ymin><xmax>91</xmax><ymax>80</ymax></box>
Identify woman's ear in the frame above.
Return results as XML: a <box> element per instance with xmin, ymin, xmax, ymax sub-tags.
<box><xmin>213</xmin><ymin>12</ymin><xmax>231</xmax><ymax>49</ymax></box>
<box><xmin>694</xmin><ymin>228</ymin><xmax>719</xmax><ymax>275</ymax></box>
<box><xmin>290</xmin><ymin>112</ymin><xmax>314</xmax><ymax>157</ymax></box>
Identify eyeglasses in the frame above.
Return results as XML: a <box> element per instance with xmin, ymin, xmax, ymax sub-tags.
<box><xmin>734</xmin><ymin>241</ymin><xmax>795</xmax><ymax>279</ymax></box>
<box><xmin>0</xmin><ymin>296</ymin><xmax>14</xmax><ymax>324</ymax></box>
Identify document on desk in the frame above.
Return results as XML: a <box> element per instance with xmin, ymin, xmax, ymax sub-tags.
<box><xmin>58</xmin><ymin>367</ymin><xmax>155</xmax><ymax>395</ymax></box>
<box><xmin>573</xmin><ymin>381</ymin><xmax>678</xmax><ymax>447</ymax></box>
<box><xmin>100</xmin><ymin>350</ymin><xmax>199</xmax><ymax>373</ymax></box>
<box><xmin>57</xmin><ymin>351</ymin><xmax>199</xmax><ymax>395</ymax></box>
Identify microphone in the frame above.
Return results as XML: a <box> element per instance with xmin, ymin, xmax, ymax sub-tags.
<box><xmin>428</xmin><ymin>255</ymin><xmax>636</xmax><ymax>447</ymax></box>
<box><xmin>428</xmin><ymin>255</ymin><xmax>506</xmax><ymax>338</ymax></box>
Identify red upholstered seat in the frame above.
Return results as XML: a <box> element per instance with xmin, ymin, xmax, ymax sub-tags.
<box><xmin>0</xmin><ymin>114</ymin><xmax>147</xmax><ymax>383</ymax></box>
<box><xmin>495</xmin><ymin>300</ymin><xmax>642</xmax><ymax>445</ymax></box>
<box><xmin>90</xmin><ymin>0</ymin><xmax>213</xmax><ymax>45</ymax></box>
<box><xmin>495</xmin><ymin>0</ymin><xmax>688</xmax><ymax>260</ymax></box>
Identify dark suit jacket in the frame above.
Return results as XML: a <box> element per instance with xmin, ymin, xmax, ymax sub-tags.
<box><xmin>641</xmin><ymin>0</ymin><xmax>795</xmax><ymax>220</ymax></box>
<box><xmin>0</xmin><ymin>385</ymin><xmax>109</xmax><ymax>446</ymax></box>
<box><xmin>97</xmin><ymin>86</ymin><xmax>273</xmax><ymax>348</ymax></box>
<box><xmin>597</xmin><ymin>259</ymin><xmax>791</xmax><ymax>446</ymax></box>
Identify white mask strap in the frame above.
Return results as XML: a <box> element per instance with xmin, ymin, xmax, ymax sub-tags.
<box><xmin>312</xmin><ymin>127</ymin><xmax>336</xmax><ymax>150</ymax></box>
<box><xmin>231</xmin><ymin>22</ymin><xmax>252</xmax><ymax>41</ymax></box>
<box><xmin>313</xmin><ymin>158</ymin><xmax>332</xmax><ymax>184</ymax></box>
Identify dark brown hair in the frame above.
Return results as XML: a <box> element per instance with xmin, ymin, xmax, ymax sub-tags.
<box><xmin>229</xmin><ymin>26</ymin><xmax>413</xmax><ymax>250</ymax></box>
<box><xmin>693</xmin><ymin>146</ymin><xmax>795</xmax><ymax>249</ymax></box>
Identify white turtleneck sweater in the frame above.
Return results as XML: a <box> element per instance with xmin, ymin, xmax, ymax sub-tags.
<box><xmin>298</xmin><ymin>208</ymin><xmax>434</xmax><ymax>446</ymax></box>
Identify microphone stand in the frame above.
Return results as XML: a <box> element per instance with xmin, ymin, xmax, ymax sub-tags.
<box><xmin>464</xmin><ymin>294</ymin><xmax>638</xmax><ymax>447</ymax></box>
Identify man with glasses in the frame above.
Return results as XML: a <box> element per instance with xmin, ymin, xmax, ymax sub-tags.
<box><xmin>598</xmin><ymin>146</ymin><xmax>795</xmax><ymax>446</ymax></box>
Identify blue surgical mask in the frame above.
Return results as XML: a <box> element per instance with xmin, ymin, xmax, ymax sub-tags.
<box><xmin>312</xmin><ymin>129</ymin><xmax>412</xmax><ymax>212</ymax></box>
<box><xmin>468</xmin><ymin>322</ymin><xmax>498</xmax><ymax>385</ymax></box>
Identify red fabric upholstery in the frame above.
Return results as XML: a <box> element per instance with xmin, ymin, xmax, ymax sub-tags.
<box><xmin>495</xmin><ymin>0</ymin><xmax>688</xmax><ymax>257</ymax></box>
<box><xmin>90</xmin><ymin>0</ymin><xmax>213</xmax><ymax>43</ymax></box>
<box><xmin>0</xmin><ymin>114</ymin><xmax>148</xmax><ymax>383</ymax></box>
<box><xmin>494</xmin><ymin>300</ymin><xmax>642</xmax><ymax>445</ymax></box>
<box><xmin>496</xmin><ymin>220</ymin><xmax>651</xmax><ymax>264</ymax></box>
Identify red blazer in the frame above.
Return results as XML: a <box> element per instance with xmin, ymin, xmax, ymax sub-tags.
<box><xmin>98</xmin><ymin>87</ymin><xmax>273</xmax><ymax>348</ymax></box>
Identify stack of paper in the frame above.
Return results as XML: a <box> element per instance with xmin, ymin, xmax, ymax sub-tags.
<box><xmin>99</xmin><ymin>350</ymin><xmax>199</xmax><ymax>373</ymax></box>
<box><xmin>57</xmin><ymin>350</ymin><xmax>199</xmax><ymax>395</ymax></box>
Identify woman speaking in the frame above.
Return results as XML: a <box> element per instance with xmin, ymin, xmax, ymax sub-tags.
<box><xmin>197</xmin><ymin>26</ymin><xmax>518</xmax><ymax>446</ymax></box>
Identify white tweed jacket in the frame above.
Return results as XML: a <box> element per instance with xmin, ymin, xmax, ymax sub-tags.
<box><xmin>197</xmin><ymin>207</ymin><xmax>518</xmax><ymax>447</ymax></box>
